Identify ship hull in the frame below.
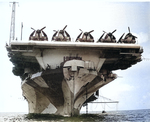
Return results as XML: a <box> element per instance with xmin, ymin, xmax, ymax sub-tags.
<box><xmin>22</xmin><ymin>65</ymin><xmax>116</xmax><ymax>115</ymax></box>
<box><xmin>6</xmin><ymin>41</ymin><xmax>142</xmax><ymax>116</ymax></box>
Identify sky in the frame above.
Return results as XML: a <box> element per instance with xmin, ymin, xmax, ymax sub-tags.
<box><xmin>0</xmin><ymin>0</ymin><xmax>150</xmax><ymax>113</ymax></box>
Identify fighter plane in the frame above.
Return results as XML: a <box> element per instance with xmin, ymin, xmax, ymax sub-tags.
<box><xmin>118</xmin><ymin>27</ymin><xmax>137</xmax><ymax>43</ymax></box>
<box><xmin>97</xmin><ymin>30</ymin><xmax>117</xmax><ymax>43</ymax></box>
<box><xmin>29</xmin><ymin>26</ymin><xmax>48</xmax><ymax>41</ymax></box>
<box><xmin>75</xmin><ymin>29</ymin><xmax>94</xmax><ymax>42</ymax></box>
<box><xmin>51</xmin><ymin>25</ymin><xmax>71</xmax><ymax>41</ymax></box>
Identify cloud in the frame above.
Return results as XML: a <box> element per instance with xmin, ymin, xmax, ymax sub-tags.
<box><xmin>118</xmin><ymin>84</ymin><xmax>135</xmax><ymax>92</ymax></box>
<box><xmin>136</xmin><ymin>32</ymin><xmax>149</xmax><ymax>44</ymax></box>
<box><xmin>143</xmin><ymin>92</ymin><xmax>150</xmax><ymax>100</ymax></box>
<box><xmin>141</xmin><ymin>92</ymin><xmax>150</xmax><ymax>108</ymax></box>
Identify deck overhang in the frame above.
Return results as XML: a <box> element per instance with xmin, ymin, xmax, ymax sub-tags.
<box><xmin>8</xmin><ymin>41</ymin><xmax>142</xmax><ymax>50</ymax></box>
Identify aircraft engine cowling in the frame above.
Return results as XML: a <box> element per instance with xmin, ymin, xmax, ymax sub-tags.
<box><xmin>76</xmin><ymin>29</ymin><xmax>94</xmax><ymax>42</ymax></box>
<box><xmin>29</xmin><ymin>27</ymin><xmax>48</xmax><ymax>41</ymax></box>
<box><xmin>51</xmin><ymin>25</ymin><xmax>71</xmax><ymax>42</ymax></box>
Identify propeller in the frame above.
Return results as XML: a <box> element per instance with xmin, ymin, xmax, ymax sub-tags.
<box><xmin>127</xmin><ymin>27</ymin><xmax>137</xmax><ymax>38</ymax></box>
<box><xmin>118</xmin><ymin>33</ymin><xmax>125</xmax><ymax>43</ymax></box>
<box><xmin>40</xmin><ymin>26</ymin><xmax>46</xmax><ymax>31</ymax></box>
<box><xmin>64</xmin><ymin>31</ymin><xmax>70</xmax><ymax>38</ymax></box>
<box><xmin>107</xmin><ymin>29</ymin><xmax>116</xmax><ymax>36</ymax></box>
<box><xmin>31</xmin><ymin>27</ymin><xmax>46</xmax><ymax>33</ymax></box>
<box><xmin>59</xmin><ymin>25</ymin><xmax>68</xmax><ymax>38</ymax></box>
<box><xmin>128</xmin><ymin>27</ymin><xmax>130</xmax><ymax>33</ymax></box>
<box><xmin>41</xmin><ymin>31</ymin><xmax>47</xmax><ymax>37</ymax></box>
<box><xmin>36</xmin><ymin>27</ymin><xmax>46</xmax><ymax>33</ymax></box>
<box><xmin>79</xmin><ymin>29</ymin><xmax>83</xmax><ymax>32</ymax></box>
<box><xmin>53</xmin><ymin>30</ymin><xmax>59</xmax><ymax>36</ymax></box>
<box><xmin>63</xmin><ymin>25</ymin><xmax>67</xmax><ymax>31</ymax></box>
<box><xmin>52</xmin><ymin>30</ymin><xmax>58</xmax><ymax>40</ymax></box>
<box><xmin>31</xmin><ymin>27</ymin><xmax>46</xmax><ymax>31</ymax></box>
<box><xmin>112</xmin><ymin>29</ymin><xmax>117</xmax><ymax>34</ymax></box>
<box><xmin>31</xmin><ymin>27</ymin><xmax>35</xmax><ymax>31</ymax></box>
<box><xmin>41</xmin><ymin>31</ymin><xmax>48</xmax><ymax>40</ymax></box>
<box><xmin>75</xmin><ymin>29</ymin><xmax>83</xmax><ymax>41</ymax></box>
<box><xmin>52</xmin><ymin>25</ymin><xmax>70</xmax><ymax>41</ymax></box>
<box><xmin>76</xmin><ymin>33</ymin><xmax>82</xmax><ymax>41</ymax></box>
<box><xmin>107</xmin><ymin>29</ymin><xmax>117</xmax><ymax>39</ymax></box>
<box><xmin>53</xmin><ymin>30</ymin><xmax>59</xmax><ymax>33</ymax></box>
<box><xmin>29</xmin><ymin>26</ymin><xmax>47</xmax><ymax>40</ymax></box>
<box><xmin>98</xmin><ymin>31</ymin><xmax>106</xmax><ymax>42</ymax></box>
<box><xmin>76</xmin><ymin>29</ymin><xmax>94</xmax><ymax>41</ymax></box>
<box><xmin>83</xmin><ymin>30</ymin><xmax>94</xmax><ymax>35</ymax></box>
<box><xmin>30</xmin><ymin>27</ymin><xmax>36</xmax><ymax>37</ymax></box>
<box><xmin>88</xmin><ymin>30</ymin><xmax>94</xmax><ymax>34</ymax></box>
<box><xmin>84</xmin><ymin>30</ymin><xmax>94</xmax><ymax>40</ymax></box>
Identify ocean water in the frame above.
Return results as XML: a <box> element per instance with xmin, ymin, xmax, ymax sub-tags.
<box><xmin>0</xmin><ymin>109</ymin><xmax>150</xmax><ymax>122</ymax></box>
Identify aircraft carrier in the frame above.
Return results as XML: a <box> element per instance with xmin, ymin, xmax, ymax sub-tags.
<box><xmin>6</xmin><ymin>2</ymin><xmax>143</xmax><ymax>116</ymax></box>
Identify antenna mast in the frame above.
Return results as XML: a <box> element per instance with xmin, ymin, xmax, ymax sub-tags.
<box><xmin>9</xmin><ymin>2</ymin><xmax>18</xmax><ymax>44</ymax></box>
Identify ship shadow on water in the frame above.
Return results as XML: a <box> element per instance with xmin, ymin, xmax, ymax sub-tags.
<box><xmin>25</xmin><ymin>113</ymin><xmax>105</xmax><ymax>122</ymax></box>
<box><xmin>24</xmin><ymin>109</ymin><xmax>150</xmax><ymax>122</ymax></box>
<box><xmin>0</xmin><ymin>109</ymin><xmax>150</xmax><ymax>122</ymax></box>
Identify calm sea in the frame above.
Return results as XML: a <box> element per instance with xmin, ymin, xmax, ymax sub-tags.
<box><xmin>0</xmin><ymin>109</ymin><xmax>150</xmax><ymax>122</ymax></box>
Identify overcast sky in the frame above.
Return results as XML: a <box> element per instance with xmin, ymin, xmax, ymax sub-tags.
<box><xmin>0</xmin><ymin>0</ymin><xmax>150</xmax><ymax>112</ymax></box>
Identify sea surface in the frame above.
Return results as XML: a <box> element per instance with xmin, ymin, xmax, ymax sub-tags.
<box><xmin>0</xmin><ymin>109</ymin><xmax>150</xmax><ymax>122</ymax></box>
